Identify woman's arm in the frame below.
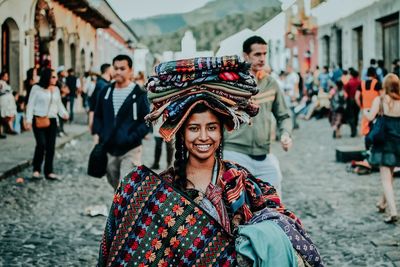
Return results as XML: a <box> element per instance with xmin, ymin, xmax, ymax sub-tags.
<box><xmin>55</xmin><ymin>88</ymin><xmax>69</xmax><ymax>119</ymax></box>
<box><xmin>26</xmin><ymin>86</ymin><xmax>38</xmax><ymax>124</ymax></box>
<box><xmin>363</xmin><ymin>96</ymin><xmax>380</xmax><ymax>121</ymax></box>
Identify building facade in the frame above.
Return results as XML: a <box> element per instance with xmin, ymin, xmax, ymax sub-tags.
<box><xmin>0</xmin><ymin>0</ymin><xmax>140</xmax><ymax>92</ymax></box>
<box><xmin>93</xmin><ymin>0</ymin><xmax>139</xmax><ymax>74</ymax></box>
<box><xmin>313</xmin><ymin>0</ymin><xmax>399</xmax><ymax>72</ymax></box>
<box><xmin>284</xmin><ymin>0</ymin><xmax>319</xmax><ymax>75</ymax></box>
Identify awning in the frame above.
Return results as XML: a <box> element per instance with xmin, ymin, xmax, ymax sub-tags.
<box><xmin>54</xmin><ymin>0</ymin><xmax>111</xmax><ymax>28</ymax></box>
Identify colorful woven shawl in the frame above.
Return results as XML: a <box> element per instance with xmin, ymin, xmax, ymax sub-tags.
<box><xmin>98</xmin><ymin>165</ymin><xmax>236</xmax><ymax>267</ymax></box>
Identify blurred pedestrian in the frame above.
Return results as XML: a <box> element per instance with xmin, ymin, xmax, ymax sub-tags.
<box><xmin>88</xmin><ymin>63</ymin><xmax>112</xmax><ymax>136</ymax></box>
<box><xmin>65</xmin><ymin>68</ymin><xmax>81</xmax><ymax>122</ymax></box>
<box><xmin>56</xmin><ymin>66</ymin><xmax>69</xmax><ymax>136</ymax></box>
<box><xmin>26</xmin><ymin>68</ymin><xmax>69</xmax><ymax>180</ymax></box>
<box><xmin>93</xmin><ymin>55</ymin><xmax>150</xmax><ymax>190</ymax></box>
<box><xmin>134</xmin><ymin>70</ymin><xmax>146</xmax><ymax>88</ymax></box>
<box><xmin>318</xmin><ymin>66</ymin><xmax>332</xmax><ymax>92</ymax></box>
<box><xmin>341</xmin><ymin>69</ymin><xmax>350</xmax><ymax>86</ymax></box>
<box><xmin>356</xmin><ymin>67</ymin><xmax>382</xmax><ymax>138</ymax></box>
<box><xmin>13</xmin><ymin>92</ymin><xmax>27</xmax><ymax>134</ymax></box>
<box><xmin>23</xmin><ymin>67</ymin><xmax>39</xmax><ymax>105</ymax></box>
<box><xmin>330</xmin><ymin>81</ymin><xmax>347</xmax><ymax>138</ymax></box>
<box><xmin>392</xmin><ymin>59</ymin><xmax>400</xmax><ymax>77</ymax></box>
<box><xmin>0</xmin><ymin>71</ymin><xmax>17</xmax><ymax>135</ymax></box>
<box><xmin>344</xmin><ymin>68</ymin><xmax>361</xmax><ymax>137</ymax></box>
<box><xmin>81</xmin><ymin>71</ymin><xmax>93</xmax><ymax>111</ymax></box>
<box><xmin>364</xmin><ymin>73</ymin><xmax>400</xmax><ymax>223</ymax></box>
<box><xmin>362</xmin><ymin>59</ymin><xmax>377</xmax><ymax>81</ymax></box>
<box><xmin>150</xmin><ymin>118</ymin><xmax>174</xmax><ymax>170</ymax></box>
<box><xmin>223</xmin><ymin>36</ymin><xmax>292</xmax><ymax>196</ymax></box>
<box><xmin>376</xmin><ymin>59</ymin><xmax>388</xmax><ymax>82</ymax></box>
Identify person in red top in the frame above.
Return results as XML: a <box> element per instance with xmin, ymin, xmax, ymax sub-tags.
<box><xmin>344</xmin><ymin>68</ymin><xmax>361</xmax><ymax>137</ymax></box>
<box><xmin>355</xmin><ymin>67</ymin><xmax>382</xmax><ymax>138</ymax></box>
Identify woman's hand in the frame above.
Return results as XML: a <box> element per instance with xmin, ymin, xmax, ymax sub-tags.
<box><xmin>26</xmin><ymin>123</ymin><xmax>32</xmax><ymax>131</ymax></box>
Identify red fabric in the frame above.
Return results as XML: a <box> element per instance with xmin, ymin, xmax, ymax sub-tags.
<box><xmin>344</xmin><ymin>77</ymin><xmax>361</xmax><ymax>99</ymax></box>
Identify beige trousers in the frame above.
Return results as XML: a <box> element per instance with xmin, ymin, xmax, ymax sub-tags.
<box><xmin>106</xmin><ymin>145</ymin><xmax>142</xmax><ymax>190</ymax></box>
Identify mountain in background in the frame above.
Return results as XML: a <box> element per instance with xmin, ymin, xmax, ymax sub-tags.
<box><xmin>127</xmin><ymin>0</ymin><xmax>282</xmax><ymax>37</ymax></box>
<box><xmin>127</xmin><ymin>0</ymin><xmax>282</xmax><ymax>53</ymax></box>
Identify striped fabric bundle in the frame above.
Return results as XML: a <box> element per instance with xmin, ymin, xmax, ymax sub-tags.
<box><xmin>145</xmin><ymin>56</ymin><xmax>259</xmax><ymax>142</ymax></box>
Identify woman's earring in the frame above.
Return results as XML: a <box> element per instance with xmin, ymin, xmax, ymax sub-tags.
<box><xmin>218</xmin><ymin>143</ymin><xmax>223</xmax><ymax>160</ymax></box>
<box><xmin>181</xmin><ymin>141</ymin><xmax>185</xmax><ymax>161</ymax></box>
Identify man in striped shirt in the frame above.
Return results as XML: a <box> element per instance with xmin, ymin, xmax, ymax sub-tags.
<box><xmin>93</xmin><ymin>55</ymin><xmax>150</xmax><ymax>189</ymax></box>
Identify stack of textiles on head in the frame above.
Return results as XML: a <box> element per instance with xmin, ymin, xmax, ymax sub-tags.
<box><xmin>145</xmin><ymin>56</ymin><xmax>260</xmax><ymax>141</ymax></box>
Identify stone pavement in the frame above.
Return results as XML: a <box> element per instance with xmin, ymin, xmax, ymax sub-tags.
<box><xmin>0</xmin><ymin>117</ymin><xmax>399</xmax><ymax>266</ymax></box>
<box><xmin>0</xmin><ymin>115</ymin><xmax>88</xmax><ymax>180</ymax></box>
<box><xmin>277</xmin><ymin>119</ymin><xmax>400</xmax><ymax>266</ymax></box>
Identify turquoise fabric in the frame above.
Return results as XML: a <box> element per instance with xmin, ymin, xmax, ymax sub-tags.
<box><xmin>236</xmin><ymin>221</ymin><xmax>298</xmax><ymax>267</ymax></box>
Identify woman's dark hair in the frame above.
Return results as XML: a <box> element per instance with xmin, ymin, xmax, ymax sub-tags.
<box><xmin>335</xmin><ymin>80</ymin><xmax>343</xmax><ymax>90</ymax></box>
<box><xmin>38</xmin><ymin>68</ymin><xmax>54</xmax><ymax>89</ymax></box>
<box><xmin>24</xmin><ymin>68</ymin><xmax>36</xmax><ymax>89</ymax></box>
<box><xmin>0</xmin><ymin>71</ymin><xmax>8</xmax><ymax>80</ymax></box>
<box><xmin>173</xmin><ymin>103</ymin><xmax>224</xmax><ymax>189</ymax></box>
<box><xmin>349</xmin><ymin>68</ymin><xmax>359</xmax><ymax>78</ymax></box>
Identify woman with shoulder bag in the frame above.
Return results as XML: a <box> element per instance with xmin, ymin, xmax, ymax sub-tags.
<box><xmin>26</xmin><ymin>68</ymin><xmax>69</xmax><ymax>180</ymax></box>
<box><xmin>364</xmin><ymin>73</ymin><xmax>400</xmax><ymax>223</ymax></box>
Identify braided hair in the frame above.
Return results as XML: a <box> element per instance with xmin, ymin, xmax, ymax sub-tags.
<box><xmin>172</xmin><ymin>103</ymin><xmax>224</xmax><ymax>190</ymax></box>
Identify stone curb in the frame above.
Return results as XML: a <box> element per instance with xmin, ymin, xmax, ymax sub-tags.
<box><xmin>0</xmin><ymin>130</ymin><xmax>88</xmax><ymax>180</ymax></box>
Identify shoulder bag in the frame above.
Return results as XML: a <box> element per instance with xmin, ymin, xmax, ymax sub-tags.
<box><xmin>366</xmin><ymin>95</ymin><xmax>385</xmax><ymax>146</ymax></box>
<box><xmin>87</xmin><ymin>142</ymin><xmax>108</xmax><ymax>178</ymax></box>
<box><xmin>35</xmin><ymin>90</ymin><xmax>53</xmax><ymax>128</ymax></box>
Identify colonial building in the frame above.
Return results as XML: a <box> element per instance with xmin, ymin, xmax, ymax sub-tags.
<box><xmin>284</xmin><ymin>0</ymin><xmax>319</xmax><ymax>75</ymax></box>
<box><xmin>93</xmin><ymin>0</ymin><xmax>139</xmax><ymax>73</ymax></box>
<box><xmin>312</xmin><ymin>0</ymin><xmax>399</xmax><ymax>72</ymax></box>
<box><xmin>0</xmin><ymin>0</ymin><xmax>139</xmax><ymax>92</ymax></box>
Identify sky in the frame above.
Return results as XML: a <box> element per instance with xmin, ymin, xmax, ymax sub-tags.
<box><xmin>108</xmin><ymin>0</ymin><xmax>215</xmax><ymax>21</ymax></box>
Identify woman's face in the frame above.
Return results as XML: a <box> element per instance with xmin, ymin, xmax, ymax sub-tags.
<box><xmin>2</xmin><ymin>73</ymin><xmax>9</xmax><ymax>82</ymax></box>
<box><xmin>184</xmin><ymin>110</ymin><xmax>222</xmax><ymax>162</ymax></box>
<box><xmin>50</xmin><ymin>71</ymin><xmax>58</xmax><ymax>86</ymax></box>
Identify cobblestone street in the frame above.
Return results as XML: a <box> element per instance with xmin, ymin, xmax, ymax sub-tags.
<box><xmin>0</xmin><ymin>118</ymin><xmax>399</xmax><ymax>266</ymax></box>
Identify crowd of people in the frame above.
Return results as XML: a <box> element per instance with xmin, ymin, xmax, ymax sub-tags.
<box><xmin>271</xmin><ymin>58</ymin><xmax>400</xmax><ymax>140</ymax></box>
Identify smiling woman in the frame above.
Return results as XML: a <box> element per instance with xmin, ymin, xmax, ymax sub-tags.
<box><xmin>98</xmin><ymin>56</ymin><xmax>324</xmax><ymax>267</ymax></box>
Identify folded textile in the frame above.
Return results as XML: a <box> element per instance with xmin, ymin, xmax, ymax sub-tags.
<box><xmin>147</xmin><ymin>74</ymin><xmax>257</xmax><ymax>93</ymax></box>
<box><xmin>236</xmin><ymin>220</ymin><xmax>298</xmax><ymax>267</ymax></box>
<box><xmin>249</xmin><ymin>208</ymin><xmax>324</xmax><ymax>267</ymax></box>
<box><xmin>155</xmin><ymin>55</ymin><xmax>246</xmax><ymax>75</ymax></box>
<box><xmin>146</xmin><ymin>56</ymin><xmax>260</xmax><ymax>141</ymax></box>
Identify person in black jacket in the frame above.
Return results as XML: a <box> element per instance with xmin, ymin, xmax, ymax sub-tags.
<box><xmin>66</xmin><ymin>68</ymin><xmax>81</xmax><ymax>122</ymax></box>
<box><xmin>88</xmin><ymin>63</ymin><xmax>112</xmax><ymax>136</ymax></box>
<box><xmin>93</xmin><ymin>55</ymin><xmax>150</xmax><ymax>189</ymax></box>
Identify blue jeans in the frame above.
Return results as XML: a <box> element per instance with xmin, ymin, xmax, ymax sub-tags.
<box><xmin>223</xmin><ymin>150</ymin><xmax>283</xmax><ymax>197</ymax></box>
<box><xmin>69</xmin><ymin>97</ymin><xmax>75</xmax><ymax>122</ymax></box>
<box><xmin>13</xmin><ymin>112</ymin><xmax>24</xmax><ymax>133</ymax></box>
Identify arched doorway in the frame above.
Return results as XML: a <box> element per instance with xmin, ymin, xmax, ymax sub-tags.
<box><xmin>70</xmin><ymin>43</ymin><xmax>76</xmax><ymax>71</ymax></box>
<box><xmin>80</xmin><ymin>48</ymin><xmax>85</xmax><ymax>74</ymax></box>
<box><xmin>57</xmin><ymin>39</ymin><xmax>64</xmax><ymax>66</ymax></box>
<box><xmin>90</xmin><ymin>52</ymin><xmax>94</xmax><ymax>70</ymax></box>
<box><xmin>1</xmin><ymin>18</ymin><xmax>20</xmax><ymax>91</ymax></box>
<box><xmin>34</xmin><ymin>0</ymin><xmax>56</xmax><ymax>69</ymax></box>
